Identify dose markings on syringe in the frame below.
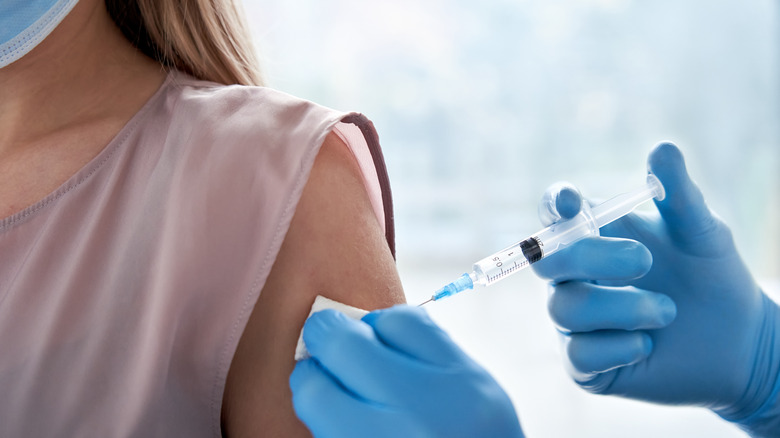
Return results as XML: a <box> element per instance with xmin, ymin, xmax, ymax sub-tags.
<box><xmin>486</xmin><ymin>258</ymin><xmax>530</xmax><ymax>283</ymax></box>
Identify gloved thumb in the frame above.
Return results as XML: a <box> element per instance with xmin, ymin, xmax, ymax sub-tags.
<box><xmin>361</xmin><ymin>306</ymin><xmax>467</xmax><ymax>367</ymax></box>
<box><xmin>647</xmin><ymin>142</ymin><xmax>723</xmax><ymax>252</ymax></box>
<box><xmin>538</xmin><ymin>182</ymin><xmax>584</xmax><ymax>227</ymax></box>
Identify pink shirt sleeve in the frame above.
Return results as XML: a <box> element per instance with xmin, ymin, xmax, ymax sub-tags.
<box><xmin>0</xmin><ymin>70</ymin><xmax>395</xmax><ymax>437</ymax></box>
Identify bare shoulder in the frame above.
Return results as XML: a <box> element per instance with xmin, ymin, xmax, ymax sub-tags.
<box><xmin>221</xmin><ymin>132</ymin><xmax>406</xmax><ymax>436</ymax></box>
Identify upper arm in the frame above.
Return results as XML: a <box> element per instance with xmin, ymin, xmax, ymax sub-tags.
<box><xmin>221</xmin><ymin>132</ymin><xmax>406</xmax><ymax>436</ymax></box>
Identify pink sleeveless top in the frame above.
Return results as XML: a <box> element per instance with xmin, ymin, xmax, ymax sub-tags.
<box><xmin>0</xmin><ymin>71</ymin><xmax>394</xmax><ymax>437</ymax></box>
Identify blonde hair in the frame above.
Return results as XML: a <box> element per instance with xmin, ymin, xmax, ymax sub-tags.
<box><xmin>105</xmin><ymin>0</ymin><xmax>263</xmax><ymax>86</ymax></box>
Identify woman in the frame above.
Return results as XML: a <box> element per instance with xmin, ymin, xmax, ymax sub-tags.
<box><xmin>0</xmin><ymin>0</ymin><xmax>406</xmax><ymax>436</ymax></box>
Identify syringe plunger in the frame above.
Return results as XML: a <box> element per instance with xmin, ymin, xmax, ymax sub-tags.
<box><xmin>420</xmin><ymin>173</ymin><xmax>665</xmax><ymax>305</ymax></box>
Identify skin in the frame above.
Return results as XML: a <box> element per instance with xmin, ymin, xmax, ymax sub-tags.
<box><xmin>0</xmin><ymin>0</ymin><xmax>166</xmax><ymax>218</ymax></box>
<box><xmin>2</xmin><ymin>1</ymin><xmax>406</xmax><ymax>436</ymax></box>
<box><xmin>221</xmin><ymin>133</ymin><xmax>406</xmax><ymax>436</ymax></box>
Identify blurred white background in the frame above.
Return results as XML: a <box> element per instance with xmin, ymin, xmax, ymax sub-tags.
<box><xmin>242</xmin><ymin>1</ymin><xmax>779</xmax><ymax>436</ymax></box>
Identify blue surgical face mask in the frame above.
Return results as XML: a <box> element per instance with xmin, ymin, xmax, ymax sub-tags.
<box><xmin>0</xmin><ymin>0</ymin><xmax>80</xmax><ymax>68</ymax></box>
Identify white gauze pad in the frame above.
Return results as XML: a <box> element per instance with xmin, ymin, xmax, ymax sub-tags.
<box><xmin>295</xmin><ymin>295</ymin><xmax>369</xmax><ymax>361</ymax></box>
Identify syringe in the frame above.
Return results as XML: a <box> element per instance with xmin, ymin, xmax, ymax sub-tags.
<box><xmin>419</xmin><ymin>173</ymin><xmax>665</xmax><ymax>306</ymax></box>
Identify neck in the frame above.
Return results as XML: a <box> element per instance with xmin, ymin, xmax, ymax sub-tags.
<box><xmin>0</xmin><ymin>0</ymin><xmax>166</xmax><ymax>155</ymax></box>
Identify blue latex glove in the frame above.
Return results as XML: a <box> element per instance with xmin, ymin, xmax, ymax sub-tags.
<box><xmin>533</xmin><ymin>142</ymin><xmax>780</xmax><ymax>437</ymax></box>
<box><xmin>289</xmin><ymin>305</ymin><xmax>524</xmax><ymax>438</ymax></box>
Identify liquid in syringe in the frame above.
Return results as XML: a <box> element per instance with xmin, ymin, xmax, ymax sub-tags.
<box><xmin>419</xmin><ymin>173</ymin><xmax>665</xmax><ymax>305</ymax></box>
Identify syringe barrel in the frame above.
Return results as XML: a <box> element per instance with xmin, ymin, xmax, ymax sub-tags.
<box><xmin>470</xmin><ymin>173</ymin><xmax>664</xmax><ymax>288</ymax></box>
<box><xmin>472</xmin><ymin>208</ymin><xmax>599</xmax><ymax>286</ymax></box>
<box><xmin>531</xmin><ymin>207</ymin><xmax>600</xmax><ymax>260</ymax></box>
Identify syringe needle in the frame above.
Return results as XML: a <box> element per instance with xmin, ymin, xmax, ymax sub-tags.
<box><xmin>420</xmin><ymin>274</ymin><xmax>476</xmax><ymax>306</ymax></box>
<box><xmin>418</xmin><ymin>297</ymin><xmax>434</xmax><ymax>307</ymax></box>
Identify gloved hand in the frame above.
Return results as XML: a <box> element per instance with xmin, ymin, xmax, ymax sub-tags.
<box><xmin>533</xmin><ymin>142</ymin><xmax>780</xmax><ymax>437</ymax></box>
<box><xmin>289</xmin><ymin>305</ymin><xmax>525</xmax><ymax>438</ymax></box>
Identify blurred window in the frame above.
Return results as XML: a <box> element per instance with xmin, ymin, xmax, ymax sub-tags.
<box><xmin>243</xmin><ymin>0</ymin><xmax>778</xmax><ymax>279</ymax></box>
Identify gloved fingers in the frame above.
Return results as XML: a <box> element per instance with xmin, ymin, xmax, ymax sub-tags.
<box><xmin>290</xmin><ymin>359</ymin><xmax>371</xmax><ymax>438</ymax></box>
<box><xmin>291</xmin><ymin>360</ymin><xmax>422</xmax><ymax>438</ymax></box>
<box><xmin>538</xmin><ymin>182</ymin><xmax>584</xmax><ymax>226</ymax></box>
<box><xmin>360</xmin><ymin>305</ymin><xmax>467</xmax><ymax>367</ymax></box>
<box><xmin>532</xmin><ymin>236</ymin><xmax>652</xmax><ymax>283</ymax></box>
<box><xmin>302</xmin><ymin>309</ymin><xmax>427</xmax><ymax>403</ymax></box>
<box><xmin>647</xmin><ymin>142</ymin><xmax>728</xmax><ymax>253</ymax></box>
<box><xmin>562</xmin><ymin>330</ymin><xmax>653</xmax><ymax>375</ymax></box>
<box><xmin>548</xmin><ymin>282</ymin><xmax>676</xmax><ymax>333</ymax></box>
